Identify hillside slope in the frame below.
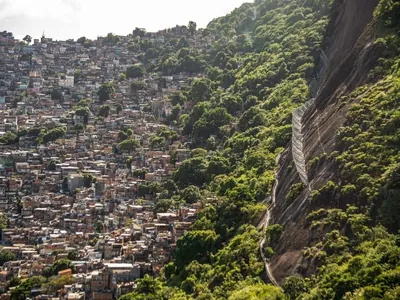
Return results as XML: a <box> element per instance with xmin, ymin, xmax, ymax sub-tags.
<box><xmin>121</xmin><ymin>0</ymin><xmax>400</xmax><ymax>299</ymax></box>
<box><xmin>270</xmin><ymin>0</ymin><xmax>400</xmax><ymax>292</ymax></box>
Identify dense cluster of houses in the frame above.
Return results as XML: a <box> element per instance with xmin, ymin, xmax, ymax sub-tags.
<box><xmin>0</xmin><ymin>29</ymin><xmax>207</xmax><ymax>299</ymax></box>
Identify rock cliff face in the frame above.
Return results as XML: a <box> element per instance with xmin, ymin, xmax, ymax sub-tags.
<box><xmin>269</xmin><ymin>0</ymin><xmax>381</xmax><ymax>283</ymax></box>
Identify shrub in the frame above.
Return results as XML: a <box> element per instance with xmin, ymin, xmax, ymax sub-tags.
<box><xmin>285</xmin><ymin>182</ymin><xmax>305</xmax><ymax>205</ymax></box>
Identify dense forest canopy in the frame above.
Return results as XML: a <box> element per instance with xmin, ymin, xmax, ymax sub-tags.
<box><xmin>120</xmin><ymin>0</ymin><xmax>400</xmax><ymax>299</ymax></box>
<box><xmin>116</xmin><ymin>0</ymin><xmax>400</xmax><ymax>299</ymax></box>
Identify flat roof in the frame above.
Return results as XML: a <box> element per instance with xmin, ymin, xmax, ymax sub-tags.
<box><xmin>105</xmin><ymin>263</ymin><xmax>134</xmax><ymax>269</ymax></box>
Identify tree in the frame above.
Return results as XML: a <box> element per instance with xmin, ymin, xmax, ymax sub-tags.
<box><xmin>51</xmin><ymin>88</ymin><xmax>63</xmax><ymax>100</ymax></box>
<box><xmin>192</xmin><ymin>107</ymin><xmax>233</xmax><ymax>139</ymax></box>
<box><xmin>119</xmin><ymin>130</ymin><xmax>130</xmax><ymax>142</ymax></box>
<box><xmin>212</xmin><ymin>51</ymin><xmax>229</xmax><ymax>68</ymax></box>
<box><xmin>9</xmin><ymin>277</ymin><xmax>21</xmax><ymax>288</ymax></box>
<box><xmin>154</xmin><ymin>198</ymin><xmax>175</xmax><ymax>214</ymax></box>
<box><xmin>116</xmin><ymin>103</ymin><xmax>123</xmax><ymax>115</ymax></box>
<box><xmin>44</xmin><ymin>275</ymin><xmax>75</xmax><ymax>292</ymax></box>
<box><xmin>88</xmin><ymin>237</ymin><xmax>98</xmax><ymax>247</ymax></box>
<box><xmin>126</xmin><ymin>157</ymin><xmax>133</xmax><ymax>175</ymax></box>
<box><xmin>188</xmin><ymin>21</ymin><xmax>197</xmax><ymax>35</ymax></box>
<box><xmin>104</xmin><ymin>32</ymin><xmax>119</xmax><ymax>45</ymax></box>
<box><xmin>149</xmin><ymin>135</ymin><xmax>165</xmax><ymax>150</ymax></box>
<box><xmin>207</xmin><ymin>155</ymin><xmax>230</xmax><ymax>177</ymax></box>
<box><xmin>0</xmin><ymin>132</ymin><xmax>18</xmax><ymax>145</ymax></box>
<box><xmin>119</xmin><ymin>128</ymin><xmax>132</xmax><ymax>142</ymax></box>
<box><xmin>182</xmin><ymin>101</ymin><xmax>211</xmax><ymax>135</ymax></box>
<box><xmin>118</xmin><ymin>139</ymin><xmax>140</xmax><ymax>152</ymax></box>
<box><xmin>228</xmin><ymin>284</ymin><xmax>285</xmax><ymax>300</ymax></box>
<box><xmin>98</xmin><ymin>104</ymin><xmax>111</xmax><ymax>118</ymax></box>
<box><xmin>130</xmin><ymin>81</ymin><xmax>146</xmax><ymax>93</ymax></box>
<box><xmin>97</xmin><ymin>82</ymin><xmax>115</xmax><ymax>102</ymax></box>
<box><xmin>133</xmin><ymin>27</ymin><xmax>146</xmax><ymax>37</ymax></box>
<box><xmin>190</xmin><ymin>78</ymin><xmax>212</xmax><ymax>102</ymax></box>
<box><xmin>191</xmin><ymin>148</ymin><xmax>208</xmax><ymax>158</ymax></box>
<box><xmin>162</xmin><ymin>55</ymin><xmax>179</xmax><ymax>75</ymax></box>
<box><xmin>126</xmin><ymin>64</ymin><xmax>145</xmax><ymax>78</ymax></box>
<box><xmin>76</xmin><ymin>98</ymin><xmax>92</xmax><ymax>108</ymax></box>
<box><xmin>17</xmin><ymin>128</ymin><xmax>27</xmax><ymax>137</ymax></box>
<box><xmin>77</xmin><ymin>36</ymin><xmax>87</xmax><ymax>44</ymax></box>
<box><xmin>206</xmin><ymin>136</ymin><xmax>217</xmax><ymax>150</ymax></box>
<box><xmin>37</xmin><ymin>127</ymin><xmax>66</xmax><ymax>144</ymax></box>
<box><xmin>181</xmin><ymin>185</ymin><xmax>202</xmax><ymax>204</ymax></box>
<box><xmin>11</xmin><ymin>276</ymin><xmax>46</xmax><ymax>300</ymax></box>
<box><xmin>169</xmin><ymin>105</ymin><xmax>181</xmax><ymax>123</ymax></box>
<box><xmin>174</xmin><ymin>230</ymin><xmax>220</xmax><ymax>270</ymax></box>
<box><xmin>282</xmin><ymin>276</ymin><xmax>309</xmax><ymax>300</ymax></box>
<box><xmin>43</xmin><ymin>259</ymin><xmax>75</xmax><ymax>277</ymax></box>
<box><xmin>0</xmin><ymin>250</ymin><xmax>15</xmax><ymax>266</ymax></box>
<box><xmin>0</xmin><ymin>213</ymin><xmax>8</xmax><ymax>229</ymax></box>
<box><xmin>119</xmin><ymin>73</ymin><xmax>126</xmax><ymax>81</ymax></box>
<box><xmin>177</xmin><ymin>36</ymin><xmax>189</xmax><ymax>49</ymax></box>
<box><xmin>74</xmin><ymin>123</ymin><xmax>84</xmax><ymax>139</ymax></box>
<box><xmin>27</xmin><ymin>127</ymin><xmax>42</xmax><ymax>137</ymax></box>
<box><xmin>221</xmin><ymin>70</ymin><xmax>236</xmax><ymax>89</ymax></box>
<box><xmin>236</xmin><ymin>34</ymin><xmax>253</xmax><ymax>53</ymax></box>
<box><xmin>222</xmin><ymin>95</ymin><xmax>242</xmax><ymax>115</ymax></box>
<box><xmin>83</xmin><ymin>174</ymin><xmax>95</xmax><ymax>188</ymax></box>
<box><xmin>23</xmin><ymin>35</ymin><xmax>32</xmax><ymax>44</ymax></box>
<box><xmin>46</xmin><ymin>160</ymin><xmax>57</xmax><ymax>171</ymax></box>
<box><xmin>171</xmin><ymin>91</ymin><xmax>187</xmax><ymax>106</ymax></box>
<box><xmin>173</xmin><ymin>156</ymin><xmax>209</xmax><ymax>188</ymax></box>
<box><xmin>133</xmin><ymin>169</ymin><xmax>147</xmax><ymax>179</ymax></box>
<box><xmin>67</xmin><ymin>250</ymin><xmax>80</xmax><ymax>261</ymax></box>
<box><xmin>75</xmin><ymin>107</ymin><xmax>90</xmax><ymax>125</ymax></box>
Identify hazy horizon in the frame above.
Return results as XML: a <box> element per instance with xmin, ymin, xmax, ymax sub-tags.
<box><xmin>0</xmin><ymin>0</ymin><xmax>251</xmax><ymax>41</ymax></box>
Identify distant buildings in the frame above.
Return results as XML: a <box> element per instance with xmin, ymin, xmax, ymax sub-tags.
<box><xmin>0</xmin><ymin>28</ymin><xmax>208</xmax><ymax>299</ymax></box>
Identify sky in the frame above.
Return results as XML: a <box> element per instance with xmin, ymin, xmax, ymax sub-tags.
<box><xmin>0</xmin><ymin>0</ymin><xmax>251</xmax><ymax>41</ymax></box>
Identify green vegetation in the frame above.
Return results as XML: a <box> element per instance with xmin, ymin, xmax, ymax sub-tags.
<box><xmin>119</xmin><ymin>0</ymin><xmax>337</xmax><ymax>298</ymax></box>
<box><xmin>130</xmin><ymin>80</ymin><xmax>146</xmax><ymax>92</ymax></box>
<box><xmin>0</xmin><ymin>213</ymin><xmax>8</xmax><ymax>229</ymax></box>
<box><xmin>98</xmin><ymin>104</ymin><xmax>111</xmax><ymax>118</ymax></box>
<box><xmin>118</xmin><ymin>128</ymin><xmax>133</xmax><ymax>142</ymax></box>
<box><xmin>36</xmin><ymin>127</ymin><xmax>66</xmax><ymax>144</ymax></box>
<box><xmin>74</xmin><ymin>101</ymin><xmax>91</xmax><ymax>125</ymax></box>
<box><xmin>126</xmin><ymin>64</ymin><xmax>145</xmax><ymax>78</ymax></box>
<box><xmin>42</xmin><ymin>258</ymin><xmax>75</xmax><ymax>277</ymax></box>
<box><xmin>118</xmin><ymin>139</ymin><xmax>140</xmax><ymax>152</ymax></box>
<box><xmin>300</xmin><ymin>206</ymin><xmax>400</xmax><ymax>299</ymax></box>
<box><xmin>97</xmin><ymin>82</ymin><xmax>115</xmax><ymax>102</ymax></box>
<box><xmin>23</xmin><ymin>35</ymin><xmax>32</xmax><ymax>44</ymax></box>
<box><xmin>116</xmin><ymin>0</ymin><xmax>400</xmax><ymax>299</ymax></box>
<box><xmin>74</xmin><ymin>123</ymin><xmax>84</xmax><ymax>138</ymax></box>
<box><xmin>285</xmin><ymin>183</ymin><xmax>305</xmax><ymax>205</ymax></box>
<box><xmin>44</xmin><ymin>275</ymin><xmax>75</xmax><ymax>293</ymax></box>
<box><xmin>8</xmin><ymin>0</ymin><xmax>397</xmax><ymax>299</ymax></box>
<box><xmin>0</xmin><ymin>249</ymin><xmax>16</xmax><ymax>266</ymax></box>
<box><xmin>0</xmin><ymin>132</ymin><xmax>19</xmax><ymax>145</ymax></box>
<box><xmin>228</xmin><ymin>284</ymin><xmax>285</xmax><ymax>300</ymax></box>
<box><xmin>83</xmin><ymin>173</ymin><xmax>96</xmax><ymax>188</ymax></box>
<box><xmin>149</xmin><ymin>135</ymin><xmax>166</xmax><ymax>150</ymax></box>
<box><xmin>295</xmin><ymin>5</ymin><xmax>400</xmax><ymax>298</ymax></box>
<box><xmin>10</xmin><ymin>276</ymin><xmax>46</xmax><ymax>300</ymax></box>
